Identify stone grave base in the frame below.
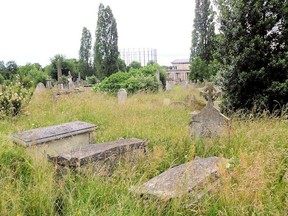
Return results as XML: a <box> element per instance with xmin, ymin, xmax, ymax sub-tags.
<box><xmin>48</xmin><ymin>138</ymin><xmax>147</xmax><ymax>169</ymax></box>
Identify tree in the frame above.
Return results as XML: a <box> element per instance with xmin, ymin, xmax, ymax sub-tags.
<box><xmin>48</xmin><ymin>55</ymin><xmax>79</xmax><ymax>81</ymax></box>
<box><xmin>190</xmin><ymin>0</ymin><xmax>216</xmax><ymax>82</ymax></box>
<box><xmin>79</xmin><ymin>27</ymin><xmax>93</xmax><ymax>77</ymax></box>
<box><xmin>218</xmin><ymin>0</ymin><xmax>288</xmax><ymax>113</ymax></box>
<box><xmin>94</xmin><ymin>3</ymin><xmax>119</xmax><ymax>79</ymax></box>
<box><xmin>127</xmin><ymin>61</ymin><xmax>142</xmax><ymax>71</ymax></box>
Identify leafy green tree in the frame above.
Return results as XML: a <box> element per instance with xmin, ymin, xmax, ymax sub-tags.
<box><xmin>190</xmin><ymin>0</ymin><xmax>216</xmax><ymax>81</ymax></box>
<box><xmin>127</xmin><ymin>61</ymin><xmax>142</xmax><ymax>71</ymax></box>
<box><xmin>17</xmin><ymin>63</ymin><xmax>47</xmax><ymax>88</ymax></box>
<box><xmin>117</xmin><ymin>58</ymin><xmax>127</xmax><ymax>72</ymax></box>
<box><xmin>47</xmin><ymin>55</ymin><xmax>79</xmax><ymax>80</ymax></box>
<box><xmin>94</xmin><ymin>3</ymin><xmax>119</xmax><ymax>79</ymax></box>
<box><xmin>189</xmin><ymin>57</ymin><xmax>209</xmax><ymax>82</ymax></box>
<box><xmin>79</xmin><ymin>27</ymin><xmax>93</xmax><ymax>77</ymax></box>
<box><xmin>218</xmin><ymin>0</ymin><xmax>288</xmax><ymax>113</ymax></box>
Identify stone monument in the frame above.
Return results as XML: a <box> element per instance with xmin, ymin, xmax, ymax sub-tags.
<box><xmin>67</xmin><ymin>71</ymin><xmax>74</xmax><ymax>90</ymax></box>
<box><xmin>34</xmin><ymin>82</ymin><xmax>46</xmax><ymax>94</ymax></box>
<box><xmin>57</xmin><ymin>59</ymin><xmax>63</xmax><ymax>89</ymax></box>
<box><xmin>189</xmin><ymin>83</ymin><xmax>230</xmax><ymax>138</ymax></box>
<box><xmin>45</xmin><ymin>78</ymin><xmax>52</xmax><ymax>89</ymax></box>
<box><xmin>118</xmin><ymin>88</ymin><xmax>127</xmax><ymax>105</ymax></box>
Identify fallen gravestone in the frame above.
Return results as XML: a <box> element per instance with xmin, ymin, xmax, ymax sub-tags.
<box><xmin>118</xmin><ymin>88</ymin><xmax>127</xmax><ymax>105</ymax></box>
<box><xmin>133</xmin><ymin>157</ymin><xmax>228</xmax><ymax>200</ymax></box>
<box><xmin>189</xmin><ymin>83</ymin><xmax>230</xmax><ymax>138</ymax></box>
<box><xmin>12</xmin><ymin>121</ymin><xmax>97</xmax><ymax>159</ymax></box>
<box><xmin>48</xmin><ymin>138</ymin><xmax>147</xmax><ymax>168</ymax></box>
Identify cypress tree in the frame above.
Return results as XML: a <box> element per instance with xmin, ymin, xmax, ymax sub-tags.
<box><xmin>190</xmin><ymin>0</ymin><xmax>216</xmax><ymax>82</ymax></box>
<box><xmin>219</xmin><ymin>0</ymin><xmax>288</xmax><ymax>113</ymax></box>
<box><xmin>94</xmin><ymin>3</ymin><xmax>119</xmax><ymax>79</ymax></box>
<box><xmin>79</xmin><ymin>27</ymin><xmax>92</xmax><ymax>77</ymax></box>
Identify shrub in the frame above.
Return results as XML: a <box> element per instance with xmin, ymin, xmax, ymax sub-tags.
<box><xmin>0</xmin><ymin>80</ymin><xmax>31</xmax><ymax>118</ymax></box>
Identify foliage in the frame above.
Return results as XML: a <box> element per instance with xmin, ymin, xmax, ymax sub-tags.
<box><xmin>47</xmin><ymin>55</ymin><xmax>80</xmax><ymax>81</ymax></box>
<box><xmin>127</xmin><ymin>61</ymin><xmax>142</xmax><ymax>71</ymax></box>
<box><xmin>189</xmin><ymin>57</ymin><xmax>209</xmax><ymax>82</ymax></box>
<box><xmin>94</xmin><ymin>3</ymin><xmax>119</xmax><ymax>79</ymax></box>
<box><xmin>117</xmin><ymin>58</ymin><xmax>127</xmax><ymax>72</ymax></box>
<box><xmin>190</xmin><ymin>0</ymin><xmax>216</xmax><ymax>82</ymax></box>
<box><xmin>87</xmin><ymin>75</ymin><xmax>98</xmax><ymax>85</ymax></box>
<box><xmin>0</xmin><ymin>60</ymin><xmax>18</xmax><ymax>80</ymax></box>
<box><xmin>0</xmin><ymin>79</ymin><xmax>31</xmax><ymax>118</ymax></box>
<box><xmin>94</xmin><ymin>64</ymin><xmax>165</xmax><ymax>94</ymax></box>
<box><xmin>218</xmin><ymin>0</ymin><xmax>288</xmax><ymax>114</ymax></box>
<box><xmin>17</xmin><ymin>63</ymin><xmax>47</xmax><ymax>88</ymax></box>
<box><xmin>79</xmin><ymin>27</ymin><xmax>93</xmax><ymax>77</ymax></box>
<box><xmin>0</xmin><ymin>74</ymin><xmax>4</xmax><ymax>84</ymax></box>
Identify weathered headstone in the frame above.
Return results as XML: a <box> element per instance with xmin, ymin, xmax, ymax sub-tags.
<box><xmin>48</xmin><ymin>138</ymin><xmax>147</xmax><ymax>168</ymax></box>
<box><xmin>12</xmin><ymin>121</ymin><xmax>97</xmax><ymax>159</ymax></box>
<box><xmin>34</xmin><ymin>82</ymin><xmax>46</xmax><ymax>94</ymax></box>
<box><xmin>165</xmin><ymin>81</ymin><xmax>172</xmax><ymax>91</ymax></box>
<box><xmin>189</xmin><ymin>83</ymin><xmax>230</xmax><ymax>138</ymax></box>
<box><xmin>45</xmin><ymin>78</ymin><xmax>52</xmax><ymax>89</ymax></box>
<box><xmin>67</xmin><ymin>71</ymin><xmax>74</xmax><ymax>90</ymax></box>
<box><xmin>133</xmin><ymin>157</ymin><xmax>228</xmax><ymax>200</ymax></box>
<box><xmin>118</xmin><ymin>88</ymin><xmax>127</xmax><ymax>105</ymax></box>
<box><xmin>57</xmin><ymin>59</ymin><xmax>63</xmax><ymax>89</ymax></box>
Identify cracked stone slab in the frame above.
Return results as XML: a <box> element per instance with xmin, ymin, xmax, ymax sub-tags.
<box><xmin>132</xmin><ymin>157</ymin><xmax>228</xmax><ymax>200</ymax></box>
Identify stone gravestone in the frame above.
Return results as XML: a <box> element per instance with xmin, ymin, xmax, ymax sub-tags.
<box><xmin>57</xmin><ymin>59</ymin><xmax>63</xmax><ymax>89</ymax></box>
<box><xmin>45</xmin><ymin>78</ymin><xmax>52</xmax><ymax>89</ymax></box>
<box><xmin>118</xmin><ymin>88</ymin><xmax>127</xmax><ymax>105</ymax></box>
<box><xmin>34</xmin><ymin>82</ymin><xmax>46</xmax><ymax>94</ymax></box>
<box><xmin>133</xmin><ymin>157</ymin><xmax>228</xmax><ymax>200</ymax></box>
<box><xmin>67</xmin><ymin>71</ymin><xmax>74</xmax><ymax>90</ymax></box>
<box><xmin>189</xmin><ymin>83</ymin><xmax>230</xmax><ymax>138</ymax></box>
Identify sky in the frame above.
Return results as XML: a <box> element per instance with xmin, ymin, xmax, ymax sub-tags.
<box><xmin>0</xmin><ymin>0</ymin><xmax>195</xmax><ymax>67</ymax></box>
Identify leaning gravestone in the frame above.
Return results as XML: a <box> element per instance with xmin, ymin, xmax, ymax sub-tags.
<box><xmin>118</xmin><ymin>88</ymin><xmax>127</xmax><ymax>105</ymax></box>
<box><xmin>34</xmin><ymin>82</ymin><xmax>46</xmax><ymax>94</ymax></box>
<box><xmin>133</xmin><ymin>156</ymin><xmax>228</xmax><ymax>200</ymax></box>
<box><xmin>48</xmin><ymin>138</ymin><xmax>147</xmax><ymax>168</ymax></box>
<box><xmin>189</xmin><ymin>83</ymin><xmax>230</xmax><ymax>138</ymax></box>
<box><xmin>12</xmin><ymin>121</ymin><xmax>97</xmax><ymax>160</ymax></box>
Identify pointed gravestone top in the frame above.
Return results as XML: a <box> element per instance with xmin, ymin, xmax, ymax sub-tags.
<box><xmin>190</xmin><ymin>83</ymin><xmax>229</xmax><ymax>138</ymax></box>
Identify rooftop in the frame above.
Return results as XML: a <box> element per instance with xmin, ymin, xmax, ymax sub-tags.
<box><xmin>171</xmin><ymin>59</ymin><xmax>190</xmax><ymax>64</ymax></box>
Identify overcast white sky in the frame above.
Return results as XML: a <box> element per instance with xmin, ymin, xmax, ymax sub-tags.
<box><xmin>0</xmin><ymin>0</ymin><xmax>195</xmax><ymax>66</ymax></box>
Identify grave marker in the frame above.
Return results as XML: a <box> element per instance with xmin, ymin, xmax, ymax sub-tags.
<box><xmin>118</xmin><ymin>88</ymin><xmax>127</xmax><ymax>105</ymax></box>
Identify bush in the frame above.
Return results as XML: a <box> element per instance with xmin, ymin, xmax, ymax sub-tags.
<box><xmin>0</xmin><ymin>81</ymin><xmax>31</xmax><ymax>118</ymax></box>
<box><xmin>0</xmin><ymin>74</ymin><xmax>4</xmax><ymax>84</ymax></box>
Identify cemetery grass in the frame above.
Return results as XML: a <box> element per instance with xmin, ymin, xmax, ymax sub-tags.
<box><xmin>0</xmin><ymin>86</ymin><xmax>287</xmax><ymax>215</ymax></box>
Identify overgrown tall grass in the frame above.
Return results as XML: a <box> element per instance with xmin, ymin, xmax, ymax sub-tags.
<box><xmin>0</xmin><ymin>86</ymin><xmax>287</xmax><ymax>215</ymax></box>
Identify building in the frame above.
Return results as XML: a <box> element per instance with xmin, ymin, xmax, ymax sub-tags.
<box><xmin>167</xmin><ymin>59</ymin><xmax>190</xmax><ymax>82</ymax></box>
<box><xmin>119</xmin><ymin>48</ymin><xmax>157</xmax><ymax>66</ymax></box>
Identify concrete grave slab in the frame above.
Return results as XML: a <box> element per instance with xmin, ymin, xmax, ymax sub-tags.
<box><xmin>12</xmin><ymin>121</ymin><xmax>97</xmax><ymax>159</ymax></box>
<box><xmin>133</xmin><ymin>157</ymin><xmax>228</xmax><ymax>200</ymax></box>
<box><xmin>48</xmin><ymin>138</ymin><xmax>147</xmax><ymax>168</ymax></box>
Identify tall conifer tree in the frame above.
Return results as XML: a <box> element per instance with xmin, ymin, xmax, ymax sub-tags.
<box><xmin>79</xmin><ymin>27</ymin><xmax>92</xmax><ymax>77</ymax></box>
<box><xmin>190</xmin><ymin>0</ymin><xmax>216</xmax><ymax>81</ymax></box>
<box><xmin>94</xmin><ymin>3</ymin><xmax>119</xmax><ymax>79</ymax></box>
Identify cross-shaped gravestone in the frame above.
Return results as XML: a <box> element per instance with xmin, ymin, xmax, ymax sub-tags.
<box><xmin>199</xmin><ymin>83</ymin><xmax>221</xmax><ymax>104</ymax></box>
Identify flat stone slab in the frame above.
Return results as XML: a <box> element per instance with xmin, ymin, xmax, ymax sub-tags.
<box><xmin>12</xmin><ymin>121</ymin><xmax>97</xmax><ymax>147</ymax></box>
<box><xmin>48</xmin><ymin>138</ymin><xmax>147</xmax><ymax>167</ymax></box>
<box><xmin>133</xmin><ymin>157</ymin><xmax>227</xmax><ymax>200</ymax></box>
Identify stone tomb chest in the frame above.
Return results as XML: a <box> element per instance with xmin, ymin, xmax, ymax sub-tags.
<box><xmin>48</xmin><ymin>138</ymin><xmax>147</xmax><ymax>168</ymax></box>
<box><xmin>12</xmin><ymin>121</ymin><xmax>97</xmax><ymax>159</ymax></box>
